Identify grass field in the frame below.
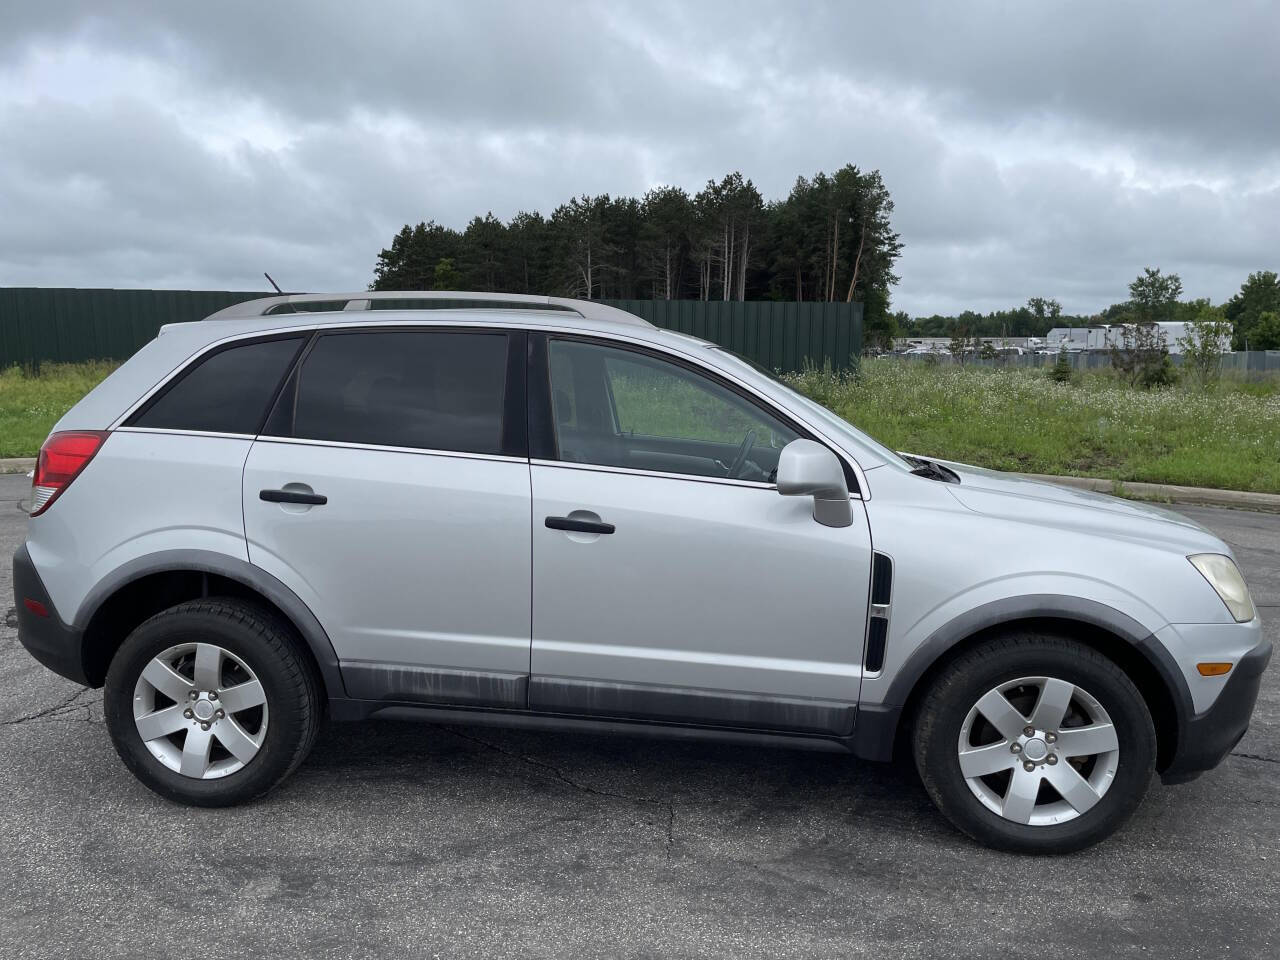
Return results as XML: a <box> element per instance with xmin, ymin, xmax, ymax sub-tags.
<box><xmin>0</xmin><ymin>362</ymin><xmax>118</xmax><ymax>459</ymax></box>
<box><xmin>2</xmin><ymin>359</ymin><xmax>1278</xmax><ymax>494</ymax></box>
<box><xmin>787</xmin><ymin>361</ymin><xmax>1280</xmax><ymax>494</ymax></box>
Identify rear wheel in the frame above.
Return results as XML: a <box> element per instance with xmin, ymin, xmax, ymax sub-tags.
<box><xmin>912</xmin><ymin>632</ymin><xmax>1155</xmax><ymax>853</ymax></box>
<box><xmin>104</xmin><ymin>599</ymin><xmax>321</xmax><ymax>806</ymax></box>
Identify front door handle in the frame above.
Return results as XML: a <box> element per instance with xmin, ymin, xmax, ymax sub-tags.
<box><xmin>260</xmin><ymin>488</ymin><xmax>327</xmax><ymax>506</ymax></box>
<box><xmin>545</xmin><ymin>515</ymin><xmax>615</xmax><ymax>535</ymax></box>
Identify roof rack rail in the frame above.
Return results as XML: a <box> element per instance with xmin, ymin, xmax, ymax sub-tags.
<box><xmin>202</xmin><ymin>291</ymin><xmax>653</xmax><ymax>328</ymax></box>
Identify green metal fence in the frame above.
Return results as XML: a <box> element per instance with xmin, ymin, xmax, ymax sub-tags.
<box><xmin>606</xmin><ymin>299</ymin><xmax>862</xmax><ymax>373</ymax></box>
<box><xmin>0</xmin><ymin>288</ymin><xmax>863</xmax><ymax>373</ymax></box>
<box><xmin>0</xmin><ymin>288</ymin><xmax>268</xmax><ymax>368</ymax></box>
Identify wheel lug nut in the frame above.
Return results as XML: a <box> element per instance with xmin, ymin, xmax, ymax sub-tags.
<box><xmin>1045</xmin><ymin>732</ymin><xmax>1057</xmax><ymax>743</ymax></box>
<box><xmin>183</xmin><ymin>709</ymin><xmax>193</xmax><ymax>719</ymax></box>
<box><xmin>189</xmin><ymin>691</ymin><xmax>198</xmax><ymax>701</ymax></box>
<box><xmin>209</xmin><ymin>691</ymin><xmax>218</xmax><ymax>701</ymax></box>
<box><xmin>1047</xmin><ymin>754</ymin><xmax>1058</xmax><ymax>765</ymax></box>
<box><xmin>1010</xmin><ymin>742</ymin><xmax>1022</xmax><ymax>754</ymax></box>
<box><xmin>1023</xmin><ymin>726</ymin><xmax>1036</xmax><ymax>737</ymax></box>
<box><xmin>1023</xmin><ymin>761</ymin><xmax>1036</xmax><ymax>772</ymax></box>
<box><xmin>215</xmin><ymin>709</ymin><xmax>225</xmax><ymax>719</ymax></box>
<box><xmin>200</xmin><ymin>722</ymin><xmax>211</xmax><ymax>731</ymax></box>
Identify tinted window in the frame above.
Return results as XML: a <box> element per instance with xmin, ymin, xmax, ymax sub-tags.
<box><xmin>131</xmin><ymin>336</ymin><xmax>303</xmax><ymax>434</ymax></box>
<box><xmin>547</xmin><ymin>339</ymin><xmax>798</xmax><ymax>481</ymax></box>
<box><xmin>276</xmin><ymin>330</ymin><xmax>508</xmax><ymax>454</ymax></box>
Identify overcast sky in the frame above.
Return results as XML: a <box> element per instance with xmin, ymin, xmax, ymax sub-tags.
<box><xmin>1</xmin><ymin>1</ymin><xmax>1277</xmax><ymax>315</ymax></box>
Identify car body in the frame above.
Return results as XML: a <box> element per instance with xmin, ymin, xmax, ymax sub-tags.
<box><xmin>13</xmin><ymin>292</ymin><xmax>1269</xmax><ymax>852</ymax></box>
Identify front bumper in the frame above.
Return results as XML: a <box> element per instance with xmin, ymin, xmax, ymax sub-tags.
<box><xmin>1161</xmin><ymin>638</ymin><xmax>1272</xmax><ymax>784</ymax></box>
<box><xmin>12</xmin><ymin>544</ymin><xmax>90</xmax><ymax>685</ymax></box>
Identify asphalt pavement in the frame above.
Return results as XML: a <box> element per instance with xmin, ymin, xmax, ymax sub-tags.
<box><xmin>1</xmin><ymin>471</ymin><xmax>1276</xmax><ymax>959</ymax></box>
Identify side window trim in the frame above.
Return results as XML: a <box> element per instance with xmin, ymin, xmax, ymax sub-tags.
<box><xmin>527</xmin><ymin>332</ymin><xmax>557</xmax><ymax>461</ymax></box>
<box><xmin>527</xmin><ymin>331</ymin><xmax>860</xmax><ymax>494</ymax></box>
<box><xmin>260</xmin><ymin>331</ymin><xmax>321</xmax><ymax>439</ymax></box>
<box><xmin>261</xmin><ymin>324</ymin><xmax>528</xmax><ymax>459</ymax></box>
<box><xmin>122</xmin><ymin>331</ymin><xmax>312</xmax><ymax>435</ymax></box>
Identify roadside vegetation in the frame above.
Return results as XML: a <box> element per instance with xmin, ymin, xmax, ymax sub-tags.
<box><xmin>788</xmin><ymin>361</ymin><xmax>1280</xmax><ymax>495</ymax></box>
<box><xmin>0</xmin><ymin>362</ymin><xmax>116</xmax><ymax>459</ymax></box>
<box><xmin>3</xmin><ymin>358</ymin><xmax>1277</xmax><ymax>495</ymax></box>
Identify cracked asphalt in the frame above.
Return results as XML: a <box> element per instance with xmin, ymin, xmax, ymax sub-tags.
<box><xmin>1</xmin><ymin>470</ymin><xmax>1277</xmax><ymax>959</ymax></box>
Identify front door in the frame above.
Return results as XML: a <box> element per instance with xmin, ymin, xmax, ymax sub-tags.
<box><xmin>242</xmin><ymin>326</ymin><xmax>532</xmax><ymax>709</ymax></box>
<box><xmin>528</xmin><ymin>335</ymin><xmax>873</xmax><ymax>736</ymax></box>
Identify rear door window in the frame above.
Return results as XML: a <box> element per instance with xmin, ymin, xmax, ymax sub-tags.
<box><xmin>270</xmin><ymin>329</ymin><xmax>510</xmax><ymax>455</ymax></box>
<box><xmin>130</xmin><ymin>335</ymin><xmax>305</xmax><ymax>435</ymax></box>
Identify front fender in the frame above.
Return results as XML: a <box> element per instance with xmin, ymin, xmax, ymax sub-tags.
<box><xmin>851</xmin><ymin>592</ymin><xmax>1194</xmax><ymax>765</ymax></box>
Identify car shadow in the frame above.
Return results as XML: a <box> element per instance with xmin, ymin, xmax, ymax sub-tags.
<box><xmin>295</xmin><ymin>716</ymin><xmax>949</xmax><ymax>844</ymax></box>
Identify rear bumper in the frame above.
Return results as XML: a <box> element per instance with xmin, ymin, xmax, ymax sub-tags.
<box><xmin>1161</xmin><ymin>638</ymin><xmax>1272</xmax><ymax>785</ymax></box>
<box><xmin>12</xmin><ymin>544</ymin><xmax>89</xmax><ymax>685</ymax></box>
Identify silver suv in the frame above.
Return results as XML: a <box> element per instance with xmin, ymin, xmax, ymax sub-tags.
<box><xmin>13</xmin><ymin>292</ymin><xmax>1268</xmax><ymax>852</ymax></box>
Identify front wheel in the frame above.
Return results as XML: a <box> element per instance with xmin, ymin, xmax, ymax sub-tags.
<box><xmin>104</xmin><ymin>599</ymin><xmax>322</xmax><ymax>806</ymax></box>
<box><xmin>912</xmin><ymin>633</ymin><xmax>1155</xmax><ymax>853</ymax></box>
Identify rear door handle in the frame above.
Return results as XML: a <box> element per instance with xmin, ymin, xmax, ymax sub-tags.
<box><xmin>545</xmin><ymin>515</ymin><xmax>615</xmax><ymax>535</ymax></box>
<box><xmin>260</xmin><ymin>488</ymin><xmax>327</xmax><ymax>505</ymax></box>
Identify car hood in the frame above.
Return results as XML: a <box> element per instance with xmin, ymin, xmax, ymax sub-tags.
<box><xmin>933</xmin><ymin>460</ymin><xmax>1226</xmax><ymax>554</ymax></box>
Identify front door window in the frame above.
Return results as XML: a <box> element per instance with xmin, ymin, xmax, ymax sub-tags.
<box><xmin>547</xmin><ymin>339</ymin><xmax>798</xmax><ymax>483</ymax></box>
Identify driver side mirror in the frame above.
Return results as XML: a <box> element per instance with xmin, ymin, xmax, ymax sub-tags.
<box><xmin>776</xmin><ymin>439</ymin><xmax>852</xmax><ymax>528</ymax></box>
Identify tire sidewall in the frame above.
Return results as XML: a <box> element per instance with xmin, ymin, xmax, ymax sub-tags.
<box><xmin>919</xmin><ymin>642</ymin><xmax>1155</xmax><ymax>853</ymax></box>
<box><xmin>104</xmin><ymin>604</ymin><xmax>307</xmax><ymax>806</ymax></box>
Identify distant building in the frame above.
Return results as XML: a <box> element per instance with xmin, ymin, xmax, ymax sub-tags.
<box><xmin>1105</xmin><ymin>321</ymin><xmax>1230</xmax><ymax>355</ymax></box>
<box><xmin>1046</xmin><ymin>326</ymin><xmax>1110</xmax><ymax>351</ymax></box>
<box><xmin>894</xmin><ymin>322</ymin><xmax>1229</xmax><ymax>357</ymax></box>
<box><xmin>894</xmin><ymin>336</ymin><xmax>1037</xmax><ymax>354</ymax></box>
<box><xmin>1047</xmin><ymin>322</ymin><xmax>1229</xmax><ymax>355</ymax></box>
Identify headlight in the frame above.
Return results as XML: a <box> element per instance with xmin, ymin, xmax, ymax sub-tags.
<box><xmin>1188</xmin><ymin>554</ymin><xmax>1255</xmax><ymax>623</ymax></box>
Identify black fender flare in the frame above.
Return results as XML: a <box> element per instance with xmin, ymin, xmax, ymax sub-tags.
<box><xmin>76</xmin><ymin>549</ymin><xmax>347</xmax><ymax>699</ymax></box>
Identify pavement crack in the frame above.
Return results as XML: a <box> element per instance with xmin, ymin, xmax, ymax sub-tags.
<box><xmin>3</xmin><ymin>606</ymin><xmax>16</xmax><ymax>629</ymax></box>
<box><xmin>434</xmin><ymin>724</ymin><xmax>677</xmax><ymax>854</ymax></box>
<box><xmin>0</xmin><ymin>686</ymin><xmax>98</xmax><ymax>726</ymax></box>
<box><xmin>1232</xmin><ymin>751</ymin><xmax>1279</xmax><ymax>764</ymax></box>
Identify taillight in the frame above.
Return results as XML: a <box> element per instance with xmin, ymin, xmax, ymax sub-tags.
<box><xmin>30</xmin><ymin>430</ymin><xmax>109</xmax><ymax>517</ymax></box>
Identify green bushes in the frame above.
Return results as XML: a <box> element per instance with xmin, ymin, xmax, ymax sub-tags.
<box><xmin>1048</xmin><ymin>352</ymin><xmax>1073</xmax><ymax>384</ymax></box>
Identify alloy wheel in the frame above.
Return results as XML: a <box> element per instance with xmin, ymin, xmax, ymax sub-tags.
<box><xmin>957</xmin><ymin>675</ymin><xmax>1120</xmax><ymax>826</ymax></box>
<box><xmin>132</xmin><ymin>642</ymin><xmax>269</xmax><ymax>779</ymax></box>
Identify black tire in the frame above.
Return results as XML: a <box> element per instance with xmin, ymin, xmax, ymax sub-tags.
<box><xmin>104</xmin><ymin>598</ymin><xmax>322</xmax><ymax>807</ymax></box>
<box><xmin>912</xmin><ymin>632</ymin><xmax>1155</xmax><ymax>854</ymax></box>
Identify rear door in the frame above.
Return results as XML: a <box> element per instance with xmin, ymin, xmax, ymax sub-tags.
<box><xmin>242</xmin><ymin>326</ymin><xmax>532</xmax><ymax>709</ymax></box>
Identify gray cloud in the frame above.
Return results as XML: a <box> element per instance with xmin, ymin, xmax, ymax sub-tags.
<box><xmin>1</xmin><ymin>0</ymin><xmax>1277</xmax><ymax>313</ymax></box>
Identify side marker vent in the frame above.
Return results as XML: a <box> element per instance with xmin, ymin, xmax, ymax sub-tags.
<box><xmin>871</xmin><ymin>552</ymin><xmax>894</xmax><ymax>606</ymax></box>
<box><xmin>865</xmin><ymin>618</ymin><xmax>888</xmax><ymax>673</ymax></box>
<box><xmin>865</xmin><ymin>552</ymin><xmax>894</xmax><ymax>674</ymax></box>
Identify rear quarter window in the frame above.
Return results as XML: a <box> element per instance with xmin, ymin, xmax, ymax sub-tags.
<box><xmin>128</xmin><ymin>336</ymin><xmax>305</xmax><ymax>434</ymax></box>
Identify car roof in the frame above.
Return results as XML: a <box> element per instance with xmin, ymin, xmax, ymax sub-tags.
<box><xmin>182</xmin><ymin>306</ymin><xmax>666</xmax><ymax>339</ymax></box>
<box><xmin>170</xmin><ymin>291</ymin><xmax>714</xmax><ymax>360</ymax></box>
<box><xmin>172</xmin><ymin>289</ymin><xmax>715</xmax><ymax>352</ymax></box>
<box><xmin>202</xmin><ymin>291</ymin><xmax>653</xmax><ymax>328</ymax></box>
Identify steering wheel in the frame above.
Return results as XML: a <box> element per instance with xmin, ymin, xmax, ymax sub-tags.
<box><xmin>725</xmin><ymin>430</ymin><xmax>757</xmax><ymax>479</ymax></box>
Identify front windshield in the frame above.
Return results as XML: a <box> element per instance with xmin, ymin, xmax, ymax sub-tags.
<box><xmin>710</xmin><ymin>347</ymin><xmax>911</xmax><ymax>471</ymax></box>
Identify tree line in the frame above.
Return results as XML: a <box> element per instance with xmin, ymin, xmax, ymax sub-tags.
<box><xmin>899</xmin><ymin>269</ymin><xmax>1280</xmax><ymax>351</ymax></box>
<box><xmin>370</xmin><ymin>165</ymin><xmax>903</xmax><ymax>334</ymax></box>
